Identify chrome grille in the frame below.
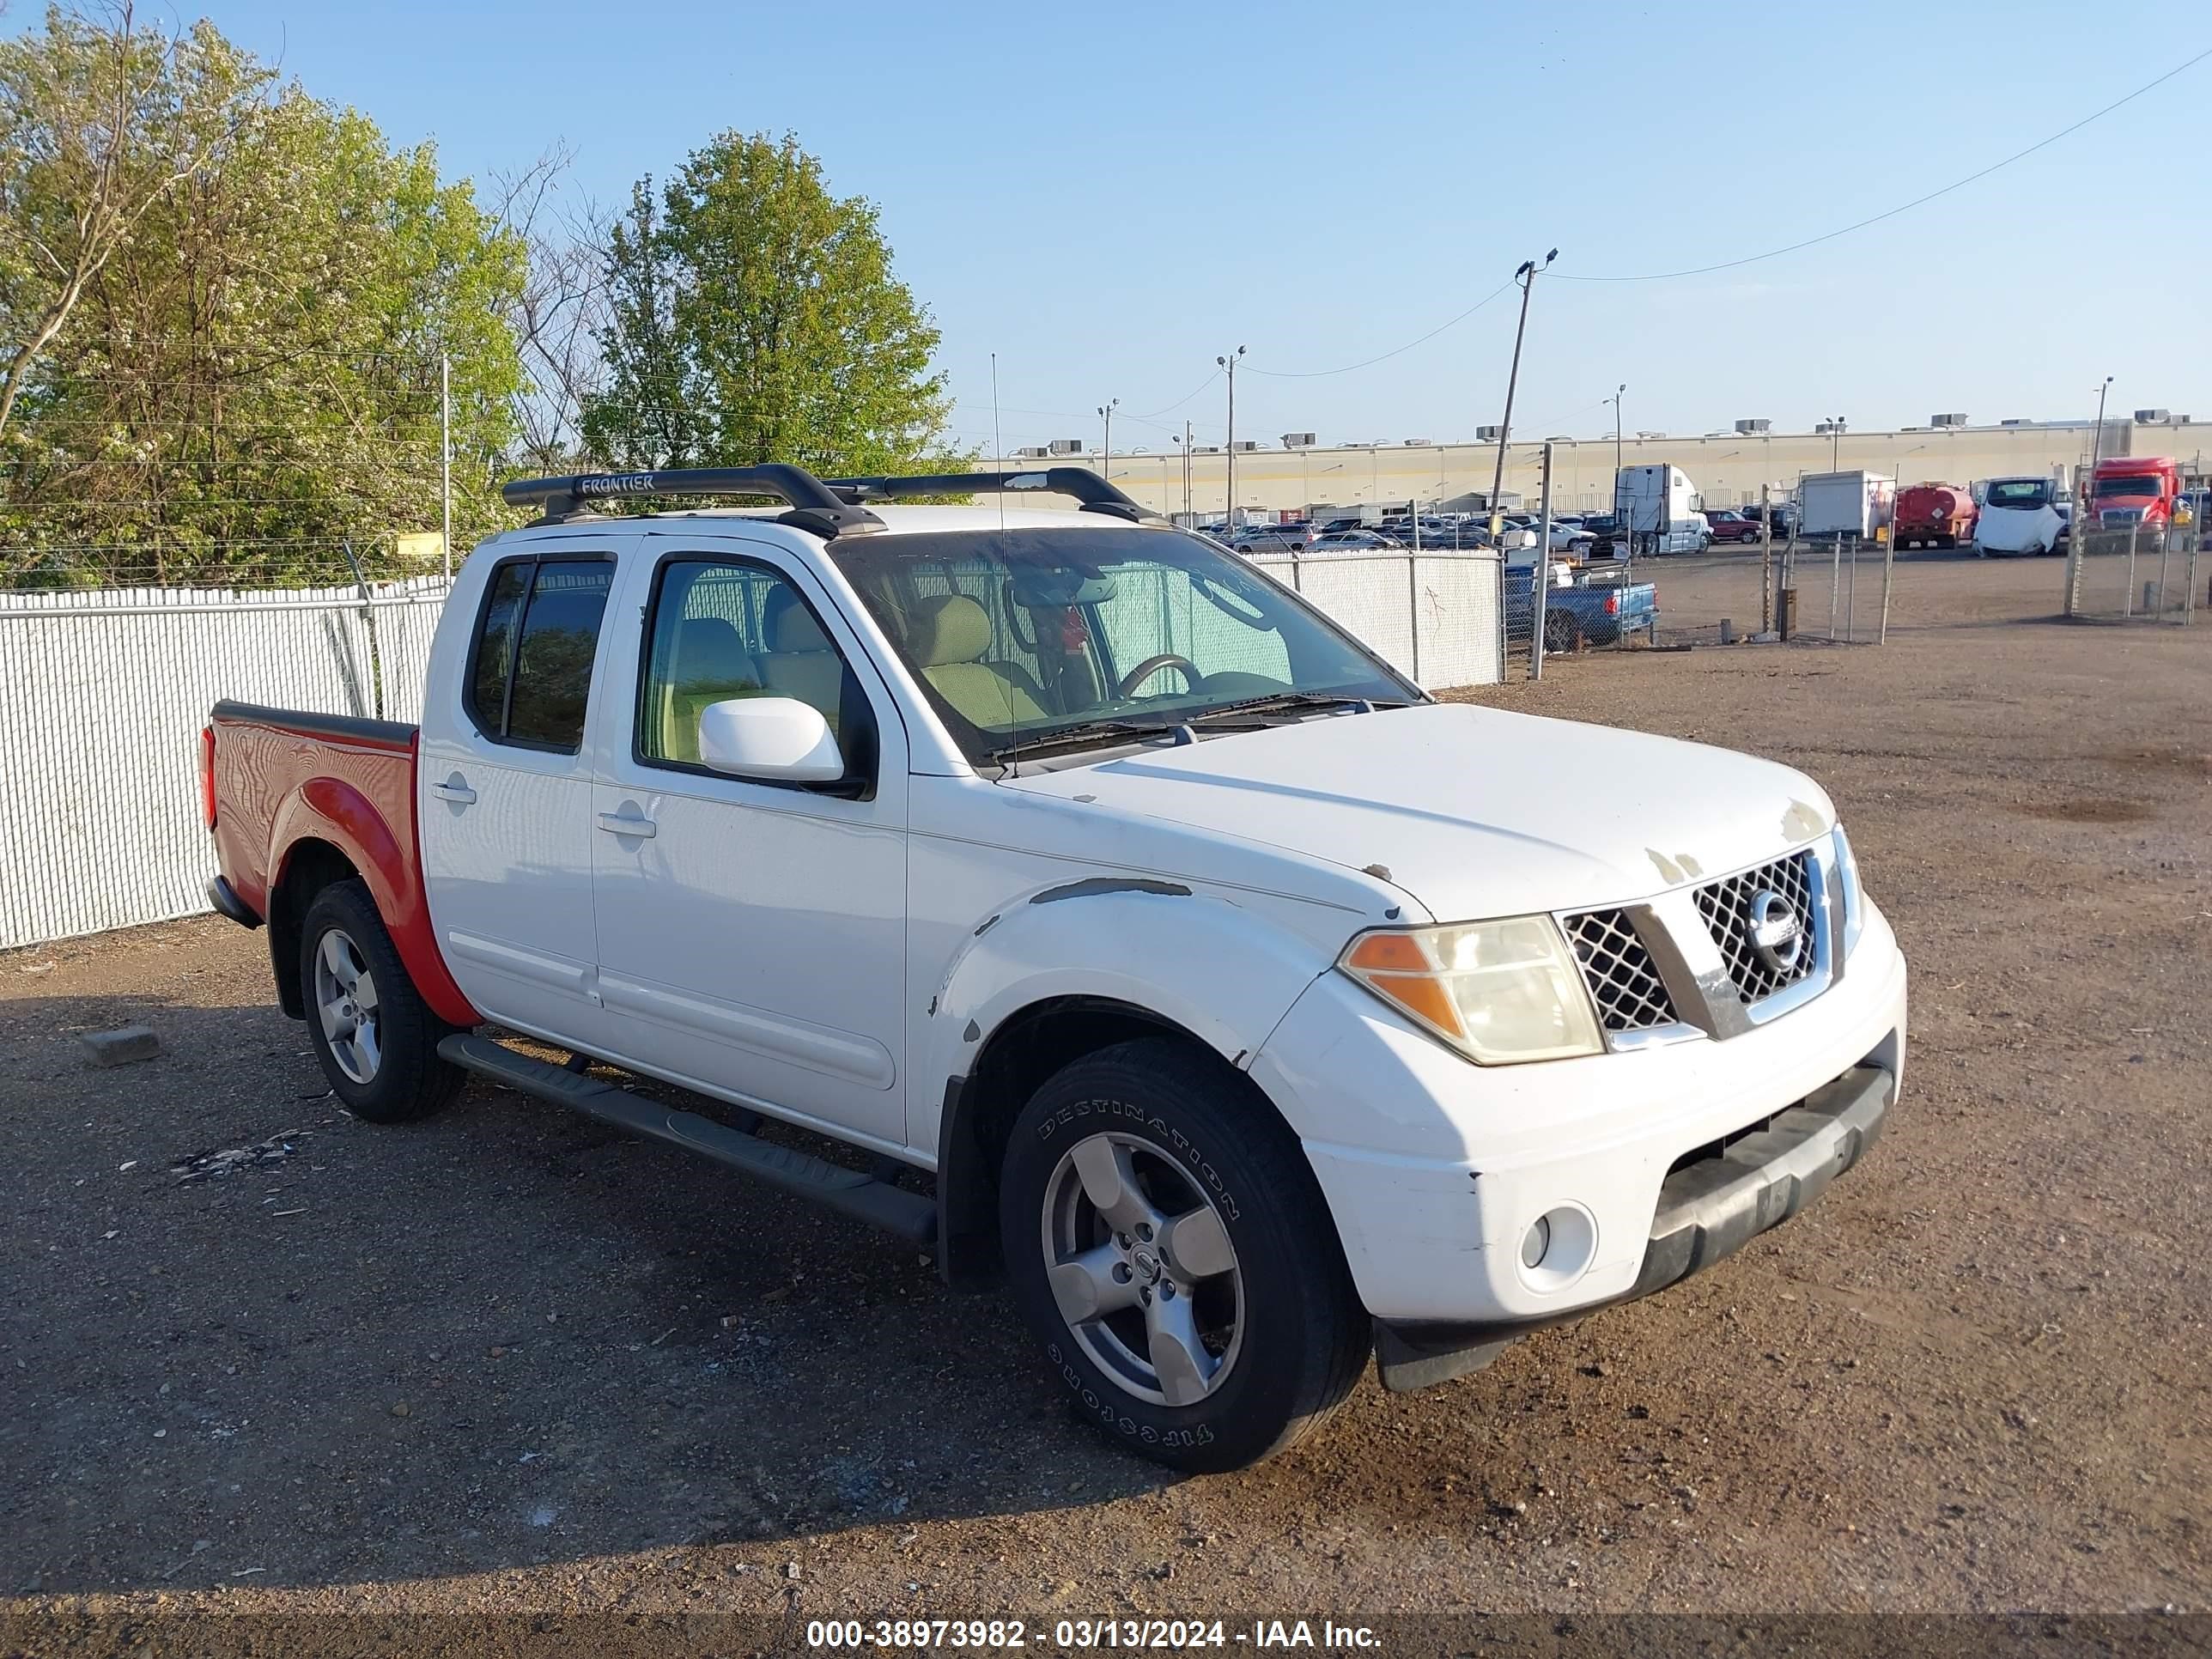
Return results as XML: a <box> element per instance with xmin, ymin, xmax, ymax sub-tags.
<box><xmin>1563</xmin><ymin>908</ymin><xmax>1677</xmax><ymax>1033</ymax></box>
<box><xmin>1693</xmin><ymin>850</ymin><xmax>1818</xmax><ymax>1005</ymax></box>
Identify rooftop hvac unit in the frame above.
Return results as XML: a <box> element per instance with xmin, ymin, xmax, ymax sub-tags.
<box><xmin>1636</xmin><ymin>430</ymin><xmax>1666</xmax><ymax>439</ymax></box>
<box><xmin>1012</xmin><ymin>445</ymin><xmax>1049</xmax><ymax>459</ymax></box>
<box><xmin>2134</xmin><ymin>408</ymin><xmax>2172</xmax><ymax>423</ymax></box>
<box><xmin>1814</xmin><ymin>422</ymin><xmax>1840</xmax><ymax>434</ymax></box>
<box><xmin>1735</xmin><ymin>418</ymin><xmax>1771</xmax><ymax>434</ymax></box>
<box><xmin>1229</xmin><ymin>440</ymin><xmax>1259</xmax><ymax>453</ymax></box>
<box><xmin>1475</xmin><ymin>425</ymin><xmax>1503</xmax><ymax>442</ymax></box>
<box><xmin>1401</xmin><ymin>437</ymin><xmax>1431</xmax><ymax>447</ymax></box>
<box><xmin>1281</xmin><ymin>431</ymin><xmax>1316</xmax><ymax>448</ymax></box>
<box><xmin>1047</xmin><ymin>437</ymin><xmax>1085</xmax><ymax>455</ymax></box>
<box><xmin>1195</xmin><ymin>445</ymin><xmax>1221</xmax><ymax>454</ymax></box>
<box><xmin>2000</xmin><ymin>418</ymin><xmax>2028</xmax><ymax>426</ymax></box>
<box><xmin>1930</xmin><ymin>412</ymin><xmax>1967</xmax><ymax>427</ymax></box>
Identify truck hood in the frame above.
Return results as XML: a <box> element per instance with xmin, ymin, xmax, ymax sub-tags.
<box><xmin>1005</xmin><ymin>702</ymin><xmax>1835</xmax><ymax>919</ymax></box>
<box><xmin>1977</xmin><ymin>502</ymin><xmax>2061</xmax><ymax>550</ymax></box>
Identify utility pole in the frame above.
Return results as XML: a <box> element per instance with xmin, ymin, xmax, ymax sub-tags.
<box><xmin>1217</xmin><ymin>346</ymin><xmax>1245</xmax><ymax>526</ymax></box>
<box><xmin>439</xmin><ymin>352</ymin><xmax>453</xmax><ymax>580</ymax></box>
<box><xmin>1097</xmin><ymin>398</ymin><xmax>1118</xmax><ymax>482</ymax></box>
<box><xmin>1486</xmin><ymin>251</ymin><xmax>1557</xmax><ymax>544</ymax></box>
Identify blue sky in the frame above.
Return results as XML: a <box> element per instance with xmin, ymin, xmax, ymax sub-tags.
<box><xmin>35</xmin><ymin>0</ymin><xmax>2212</xmax><ymax>453</ymax></box>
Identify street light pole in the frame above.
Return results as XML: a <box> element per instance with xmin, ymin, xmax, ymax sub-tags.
<box><xmin>1217</xmin><ymin>346</ymin><xmax>1245</xmax><ymax>526</ymax></box>
<box><xmin>1604</xmin><ymin>382</ymin><xmax>1625</xmax><ymax>534</ymax></box>
<box><xmin>2091</xmin><ymin>374</ymin><xmax>2114</xmax><ymax>471</ymax></box>
<box><xmin>1486</xmin><ymin>251</ymin><xmax>1557</xmax><ymax>543</ymax></box>
<box><xmin>1097</xmin><ymin>398</ymin><xmax>1118</xmax><ymax>481</ymax></box>
<box><xmin>1830</xmin><ymin>415</ymin><xmax>1845</xmax><ymax>471</ymax></box>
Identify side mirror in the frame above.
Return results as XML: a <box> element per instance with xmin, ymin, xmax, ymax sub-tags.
<box><xmin>696</xmin><ymin>696</ymin><xmax>844</xmax><ymax>782</ymax></box>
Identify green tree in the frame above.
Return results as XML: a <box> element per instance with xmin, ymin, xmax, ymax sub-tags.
<box><xmin>0</xmin><ymin>7</ymin><xmax>524</xmax><ymax>586</ymax></box>
<box><xmin>581</xmin><ymin>131</ymin><xmax>956</xmax><ymax>479</ymax></box>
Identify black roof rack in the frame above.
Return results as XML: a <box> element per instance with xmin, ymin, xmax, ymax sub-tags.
<box><xmin>822</xmin><ymin>468</ymin><xmax>1160</xmax><ymax>524</ymax></box>
<box><xmin>500</xmin><ymin>466</ymin><xmax>886</xmax><ymax>538</ymax></box>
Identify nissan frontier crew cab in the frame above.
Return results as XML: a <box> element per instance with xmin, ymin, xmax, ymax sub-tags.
<box><xmin>203</xmin><ymin>465</ymin><xmax>1908</xmax><ymax>1474</ymax></box>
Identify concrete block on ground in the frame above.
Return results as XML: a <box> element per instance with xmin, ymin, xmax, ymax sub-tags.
<box><xmin>80</xmin><ymin>1025</ymin><xmax>161</xmax><ymax>1067</ymax></box>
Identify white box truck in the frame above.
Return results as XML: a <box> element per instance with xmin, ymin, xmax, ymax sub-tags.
<box><xmin>1616</xmin><ymin>465</ymin><xmax>1711</xmax><ymax>556</ymax></box>
<box><xmin>1798</xmin><ymin>471</ymin><xmax>1895</xmax><ymax>539</ymax></box>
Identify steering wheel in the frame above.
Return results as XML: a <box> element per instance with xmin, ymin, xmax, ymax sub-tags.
<box><xmin>1115</xmin><ymin>653</ymin><xmax>1202</xmax><ymax>699</ymax></box>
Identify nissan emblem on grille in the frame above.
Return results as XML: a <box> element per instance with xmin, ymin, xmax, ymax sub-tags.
<box><xmin>1744</xmin><ymin>890</ymin><xmax>1804</xmax><ymax>974</ymax></box>
<box><xmin>1692</xmin><ymin>850</ymin><xmax>1820</xmax><ymax>1006</ymax></box>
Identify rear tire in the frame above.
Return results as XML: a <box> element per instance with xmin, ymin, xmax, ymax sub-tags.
<box><xmin>999</xmin><ymin>1038</ymin><xmax>1370</xmax><ymax>1473</ymax></box>
<box><xmin>300</xmin><ymin>879</ymin><xmax>465</xmax><ymax>1123</ymax></box>
<box><xmin>1543</xmin><ymin>611</ymin><xmax>1583</xmax><ymax>654</ymax></box>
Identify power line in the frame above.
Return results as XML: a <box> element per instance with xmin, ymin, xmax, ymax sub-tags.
<box><xmin>1243</xmin><ymin>277</ymin><xmax>1517</xmax><ymax>380</ymax></box>
<box><xmin>1557</xmin><ymin>46</ymin><xmax>2211</xmax><ymax>282</ymax></box>
<box><xmin>1133</xmin><ymin>368</ymin><xmax>1221</xmax><ymax>420</ymax></box>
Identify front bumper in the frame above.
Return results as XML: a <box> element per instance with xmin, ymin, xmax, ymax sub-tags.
<box><xmin>1249</xmin><ymin>903</ymin><xmax>1907</xmax><ymax>1335</ymax></box>
<box><xmin>1373</xmin><ymin>1061</ymin><xmax>1889</xmax><ymax>1389</ymax></box>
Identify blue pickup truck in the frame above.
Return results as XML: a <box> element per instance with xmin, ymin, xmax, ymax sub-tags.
<box><xmin>1505</xmin><ymin>565</ymin><xmax>1658</xmax><ymax>652</ymax></box>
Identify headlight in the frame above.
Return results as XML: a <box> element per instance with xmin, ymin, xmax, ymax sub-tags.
<box><xmin>1340</xmin><ymin>917</ymin><xmax>1604</xmax><ymax>1066</ymax></box>
<box><xmin>1832</xmin><ymin>825</ymin><xmax>1866</xmax><ymax>956</ymax></box>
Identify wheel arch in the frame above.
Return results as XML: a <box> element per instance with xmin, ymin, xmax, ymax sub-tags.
<box><xmin>936</xmin><ymin>994</ymin><xmax>1307</xmax><ymax>1290</ymax></box>
<box><xmin>266</xmin><ymin>836</ymin><xmax>359</xmax><ymax>1018</ymax></box>
<box><xmin>264</xmin><ymin>779</ymin><xmax>477</xmax><ymax>1027</ymax></box>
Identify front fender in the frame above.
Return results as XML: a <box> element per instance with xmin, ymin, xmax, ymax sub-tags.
<box><xmin>915</xmin><ymin>879</ymin><xmax>1333</xmax><ymax>1162</ymax></box>
<box><xmin>267</xmin><ymin>778</ymin><xmax>477</xmax><ymax>1028</ymax></box>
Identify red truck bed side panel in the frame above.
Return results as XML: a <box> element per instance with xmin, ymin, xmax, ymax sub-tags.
<box><xmin>210</xmin><ymin>704</ymin><xmax>479</xmax><ymax>1028</ymax></box>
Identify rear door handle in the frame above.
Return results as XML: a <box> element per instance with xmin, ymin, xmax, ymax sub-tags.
<box><xmin>429</xmin><ymin>780</ymin><xmax>477</xmax><ymax>805</ymax></box>
<box><xmin>597</xmin><ymin>811</ymin><xmax>656</xmax><ymax>839</ymax></box>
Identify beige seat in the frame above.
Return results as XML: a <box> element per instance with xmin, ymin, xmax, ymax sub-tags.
<box><xmin>659</xmin><ymin>617</ymin><xmax>763</xmax><ymax>763</ymax></box>
<box><xmin>908</xmin><ymin>594</ymin><xmax>1050</xmax><ymax>728</ymax></box>
<box><xmin>759</xmin><ymin>594</ymin><xmax>846</xmax><ymax>733</ymax></box>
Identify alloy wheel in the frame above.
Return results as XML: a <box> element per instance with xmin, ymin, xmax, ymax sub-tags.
<box><xmin>313</xmin><ymin>927</ymin><xmax>381</xmax><ymax>1084</ymax></box>
<box><xmin>1039</xmin><ymin>1132</ymin><xmax>1243</xmax><ymax>1407</ymax></box>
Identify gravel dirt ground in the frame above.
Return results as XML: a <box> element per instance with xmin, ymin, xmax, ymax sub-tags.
<box><xmin>2</xmin><ymin>550</ymin><xmax>2206</xmax><ymax>1650</ymax></box>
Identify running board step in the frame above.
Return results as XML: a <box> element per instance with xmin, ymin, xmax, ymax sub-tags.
<box><xmin>437</xmin><ymin>1035</ymin><xmax>936</xmax><ymax>1244</ymax></box>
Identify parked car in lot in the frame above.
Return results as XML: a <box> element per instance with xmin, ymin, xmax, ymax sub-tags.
<box><xmin>1703</xmin><ymin>509</ymin><xmax>1763</xmax><ymax>545</ymax></box>
<box><xmin>1310</xmin><ymin>529</ymin><xmax>1405</xmax><ymax>551</ymax></box>
<box><xmin>202</xmin><ymin>463</ymin><xmax>1907</xmax><ymax>1474</ymax></box>
<box><xmin>1232</xmin><ymin>525</ymin><xmax>1316</xmax><ymax>554</ymax></box>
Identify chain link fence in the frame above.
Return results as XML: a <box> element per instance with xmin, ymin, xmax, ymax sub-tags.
<box><xmin>2065</xmin><ymin>516</ymin><xmax>2202</xmax><ymax>625</ymax></box>
<box><xmin>0</xmin><ymin>572</ymin><xmax>452</xmax><ymax>949</ymax></box>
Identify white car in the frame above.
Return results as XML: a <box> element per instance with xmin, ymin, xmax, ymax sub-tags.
<box><xmin>1974</xmin><ymin>477</ymin><xmax>2066</xmax><ymax>557</ymax></box>
<box><xmin>205</xmin><ymin>465</ymin><xmax>1909</xmax><ymax>1474</ymax></box>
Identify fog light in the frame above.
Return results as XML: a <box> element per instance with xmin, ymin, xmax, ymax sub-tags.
<box><xmin>1516</xmin><ymin>1204</ymin><xmax>1599</xmax><ymax>1293</ymax></box>
<box><xmin>1520</xmin><ymin>1215</ymin><xmax>1552</xmax><ymax>1269</ymax></box>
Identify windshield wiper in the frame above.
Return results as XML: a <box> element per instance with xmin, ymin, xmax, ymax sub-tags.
<box><xmin>983</xmin><ymin>719</ymin><xmax>1195</xmax><ymax>763</ymax></box>
<box><xmin>1188</xmin><ymin>691</ymin><xmax>1407</xmax><ymax>722</ymax></box>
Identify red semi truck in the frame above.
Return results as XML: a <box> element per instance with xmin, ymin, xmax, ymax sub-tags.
<box><xmin>2087</xmin><ymin>455</ymin><xmax>2180</xmax><ymax>532</ymax></box>
<box><xmin>1894</xmin><ymin>483</ymin><xmax>1977</xmax><ymax>550</ymax></box>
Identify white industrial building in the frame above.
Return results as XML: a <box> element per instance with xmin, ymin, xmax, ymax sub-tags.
<box><xmin>1050</xmin><ymin>413</ymin><xmax>2206</xmax><ymax>521</ymax></box>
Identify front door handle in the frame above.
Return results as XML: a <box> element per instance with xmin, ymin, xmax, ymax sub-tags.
<box><xmin>429</xmin><ymin>778</ymin><xmax>477</xmax><ymax>805</ymax></box>
<box><xmin>597</xmin><ymin>811</ymin><xmax>657</xmax><ymax>839</ymax></box>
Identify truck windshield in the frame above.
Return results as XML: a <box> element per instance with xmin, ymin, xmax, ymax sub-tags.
<box><xmin>2094</xmin><ymin>475</ymin><xmax>2160</xmax><ymax>498</ymax></box>
<box><xmin>829</xmin><ymin>525</ymin><xmax>1415</xmax><ymax>764</ymax></box>
<box><xmin>1984</xmin><ymin>481</ymin><xmax>2052</xmax><ymax>508</ymax></box>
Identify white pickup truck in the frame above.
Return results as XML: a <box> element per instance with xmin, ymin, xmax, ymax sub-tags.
<box><xmin>204</xmin><ymin>465</ymin><xmax>1909</xmax><ymax>1473</ymax></box>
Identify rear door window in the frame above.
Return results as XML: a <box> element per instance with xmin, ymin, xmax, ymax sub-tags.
<box><xmin>465</xmin><ymin>556</ymin><xmax>615</xmax><ymax>752</ymax></box>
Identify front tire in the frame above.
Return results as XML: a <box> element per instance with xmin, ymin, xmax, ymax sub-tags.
<box><xmin>999</xmin><ymin>1039</ymin><xmax>1370</xmax><ymax>1473</ymax></box>
<box><xmin>300</xmin><ymin>879</ymin><xmax>465</xmax><ymax>1123</ymax></box>
<box><xmin>1543</xmin><ymin>611</ymin><xmax>1583</xmax><ymax>654</ymax></box>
